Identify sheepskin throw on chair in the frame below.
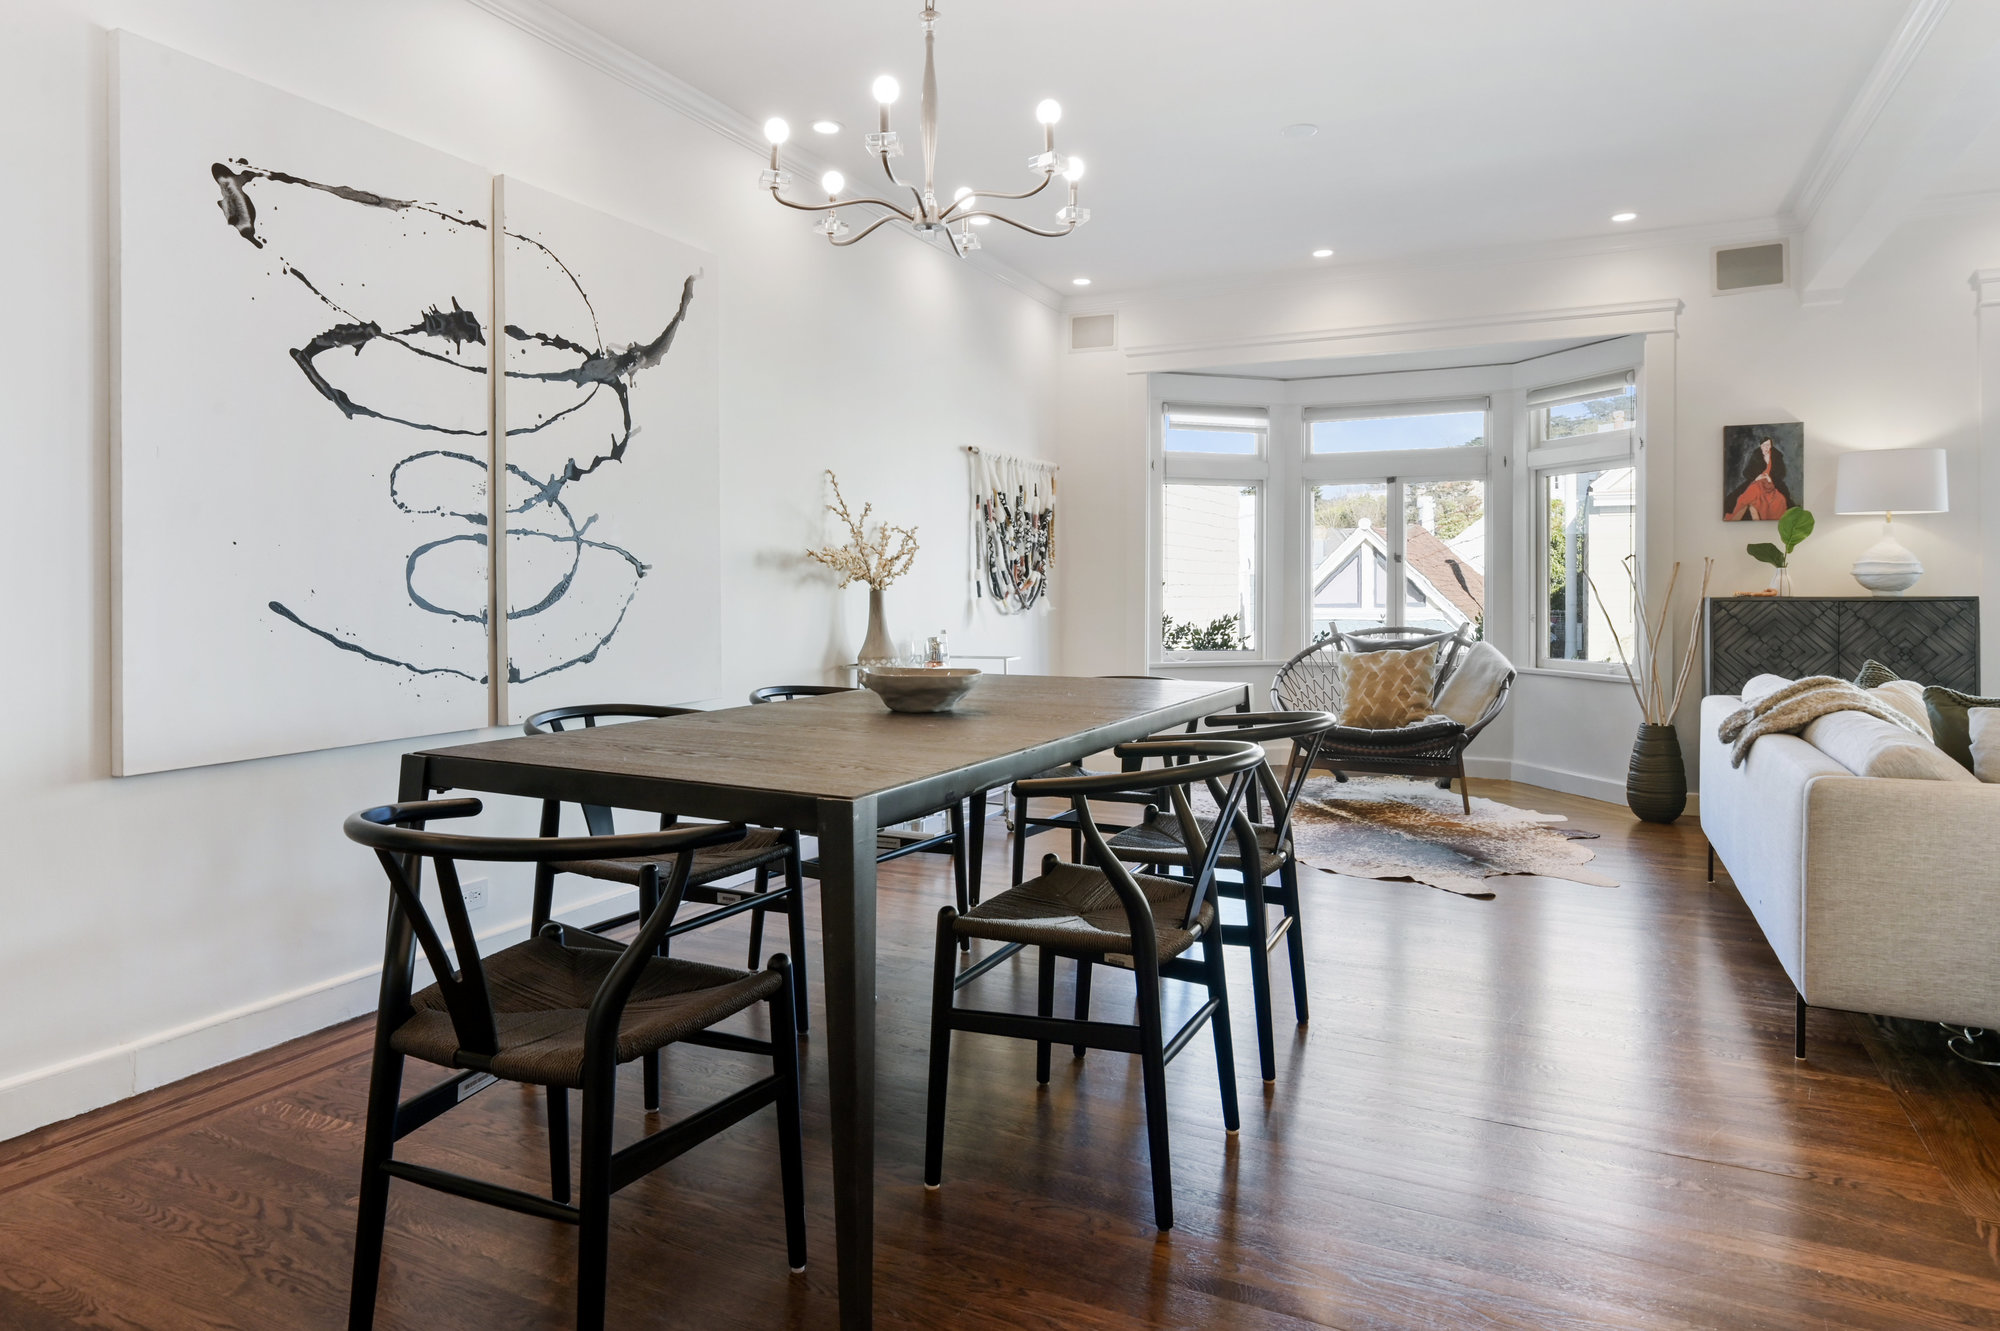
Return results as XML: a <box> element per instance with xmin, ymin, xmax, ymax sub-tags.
<box><xmin>969</xmin><ymin>448</ymin><xmax>1057</xmax><ymax>613</ymax></box>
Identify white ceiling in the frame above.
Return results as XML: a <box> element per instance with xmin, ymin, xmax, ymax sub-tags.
<box><xmin>545</xmin><ymin>0</ymin><xmax>1909</xmax><ymax>295</ymax></box>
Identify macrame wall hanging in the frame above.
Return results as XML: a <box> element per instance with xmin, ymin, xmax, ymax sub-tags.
<box><xmin>968</xmin><ymin>447</ymin><xmax>1058</xmax><ymax>613</ymax></box>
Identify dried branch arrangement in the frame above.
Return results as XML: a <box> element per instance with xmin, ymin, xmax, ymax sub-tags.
<box><xmin>805</xmin><ymin>471</ymin><xmax>920</xmax><ymax>590</ymax></box>
<box><xmin>1587</xmin><ymin>555</ymin><xmax>1714</xmax><ymax>726</ymax></box>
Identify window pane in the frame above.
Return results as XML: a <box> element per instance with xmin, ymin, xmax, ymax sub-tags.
<box><xmin>1163</xmin><ymin>484</ymin><xmax>1258</xmax><ymax>652</ymax></box>
<box><xmin>1544</xmin><ymin>467</ymin><xmax>1637</xmax><ymax>663</ymax></box>
<box><xmin>1404</xmin><ymin>479</ymin><xmax>1485</xmax><ymax>638</ymax></box>
<box><xmin>1309</xmin><ymin>482</ymin><xmax>1388</xmax><ymax>640</ymax></box>
<box><xmin>1544</xmin><ymin>385</ymin><xmax>1635</xmax><ymax>439</ymax></box>
<box><xmin>1309</xmin><ymin>410</ymin><xmax>1485</xmax><ymax>454</ymax></box>
<box><xmin>1164</xmin><ymin>426</ymin><xmax>1261</xmax><ymax>455</ymax></box>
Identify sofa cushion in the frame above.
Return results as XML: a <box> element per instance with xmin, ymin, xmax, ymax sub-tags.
<box><xmin>1341</xmin><ymin>646</ymin><xmax>1437</xmax><ymax>729</ymax></box>
<box><xmin>1741</xmin><ymin>673</ymin><xmax>1793</xmax><ymax>703</ymax></box>
<box><xmin>1972</xmin><ymin>708</ymin><xmax>2000</xmax><ymax>784</ymax></box>
<box><xmin>1852</xmin><ymin>659</ymin><xmax>1900</xmax><ymax>690</ymax></box>
<box><xmin>1801</xmin><ymin>710</ymin><xmax>1977</xmax><ymax>783</ymax></box>
<box><xmin>1434</xmin><ymin>641</ymin><xmax>1512</xmax><ymax>726</ymax></box>
<box><xmin>1923</xmin><ymin>686</ymin><xmax>2000</xmax><ymax>772</ymax></box>
<box><xmin>1848</xmin><ymin>660</ymin><xmax>1935</xmax><ymax>739</ymax></box>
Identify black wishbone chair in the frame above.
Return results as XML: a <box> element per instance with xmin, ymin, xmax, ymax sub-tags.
<box><xmin>1104</xmin><ymin>711</ymin><xmax>1337</xmax><ymax>1082</ymax></box>
<box><xmin>524</xmin><ymin>705</ymin><xmax>810</xmax><ymax>1037</ymax></box>
<box><xmin>750</xmin><ymin>683</ymin><xmax>979</xmax><ymax>946</ymax></box>
<box><xmin>923</xmin><ymin>738</ymin><xmax>1264</xmax><ymax>1232</ymax></box>
<box><xmin>343</xmin><ymin>801</ymin><xmax>805</xmax><ymax>1331</ymax></box>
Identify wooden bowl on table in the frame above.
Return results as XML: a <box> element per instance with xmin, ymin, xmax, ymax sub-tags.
<box><xmin>859</xmin><ymin>667</ymin><xmax>981</xmax><ymax>714</ymax></box>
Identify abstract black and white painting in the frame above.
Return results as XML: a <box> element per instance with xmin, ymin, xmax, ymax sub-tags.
<box><xmin>495</xmin><ymin>178</ymin><xmax>719</xmax><ymax>722</ymax></box>
<box><xmin>113</xmin><ymin>33</ymin><xmax>492</xmax><ymax>773</ymax></box>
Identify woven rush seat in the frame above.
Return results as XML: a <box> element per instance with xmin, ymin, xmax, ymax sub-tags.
<box><xmin>1108</xmin><ymin>813</ymin><xmax>1287</xmax><ymax>878</ymax></box>
<box><xmin>391</xmin><ymin>936</ymin><xmax>782</xmax><ymax>1089</ymax></box>
<box><xmin>952</xmin><ymin>862</ymin><xmax>1216</xmax><ymax>960</ymax></box>
<box><xmin>551</xmin><ymin>825</ymin><xmax>791</xmax><ymax>889</ymax></box>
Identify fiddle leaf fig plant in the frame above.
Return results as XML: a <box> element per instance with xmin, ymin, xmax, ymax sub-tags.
<box><xmin>1747</xmin><ymin>506</ymin><xmax>1815</xmax><ymax>569</ymax></box>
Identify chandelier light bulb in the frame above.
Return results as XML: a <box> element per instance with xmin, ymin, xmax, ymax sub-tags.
<box><xmin>822</xmin><ymin>170</ymin><xmax>846</xmax><ymax>196</ymax></box>
<box><xmin>1035</xmin><ymin>99</ymin><xmax>1063</xmax><ymax>126</ymax></box>
<box><xmin>763</xmin><ymin>117</ymin><xmax>790</xmax><ymax>146</ymax></box>
<box><xmin>872</xmin><ymin>75</ymin><xmax>901</xmax><ymax>105</ymax></box>
<box><xmin>954</xmin><ymin>186</ymin><xmax>975</xmax><ymax>204</ymax></box>
<box><xmin>1062</xmin><ymin>155</ymin><xmax>1086</xmax><ymax>182</ymax></box>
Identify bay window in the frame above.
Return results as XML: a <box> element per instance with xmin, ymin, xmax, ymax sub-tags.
<box><xmin>1158</xmin><ymin>404</ymin><xmax>1266</xmax><ymax>656</ymax></box>
<box><xmin>1529</xmin><ymin>373</ymin><xmax>1638</xmax><ymax>670</ymax></box>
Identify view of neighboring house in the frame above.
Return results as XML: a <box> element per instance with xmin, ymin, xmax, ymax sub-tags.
<box><xmin>1311</xmin><ymin>518</ymin><xmax>1485</xmax><ymax>640</ymax></box>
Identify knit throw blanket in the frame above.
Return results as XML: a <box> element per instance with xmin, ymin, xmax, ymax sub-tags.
<box><xmin>1717</xmin><ymin>675</ymin><xmax>1927</xmax><ymax>768</ymax></box>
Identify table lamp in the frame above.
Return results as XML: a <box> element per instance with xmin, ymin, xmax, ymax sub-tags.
<box><xmin>1833</xmin><ymin>448</ymin><xmax>1948</xmax><ymax>594</ymax></box>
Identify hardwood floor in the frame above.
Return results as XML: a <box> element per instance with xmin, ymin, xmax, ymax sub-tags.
<box><xmin>3</xmin><ymin>781</ymin><xmax>1999</xmax><ymax>1329</ymax></box>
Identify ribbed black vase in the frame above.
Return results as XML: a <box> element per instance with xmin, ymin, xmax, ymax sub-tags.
<box><xmin>1626</xmin><ymin>724</ymin><xmax>1687</xmax><ymax>823</ymax></box>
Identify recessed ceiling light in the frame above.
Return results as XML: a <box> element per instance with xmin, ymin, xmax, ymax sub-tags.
<box><xmin>1072</xmin><ymin>277</ymin><xmax>1092</xmax><ymax>286</ymax></box>
<box><xmin>812</xmin><ymin>119</ymin><xmax>843</xmax><ymax>135</ymax></box>
<box><xmin>1281</xmin><ymin>122</ymin><xmax>1319</xmax><ymax>139</ymax></box>
<box><xmin>1312</xmin><ymin>248</ymin><xmax>1334</xmax><ymax>258</ymax></box>
<box><xmin>1611</xmin><ymin>211</ymin><xmax>1637</xmax><ymax>223</ymax></box>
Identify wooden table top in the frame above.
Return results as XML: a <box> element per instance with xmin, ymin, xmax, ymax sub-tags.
<box><xmin>419</xmin><ymin>674</ymin><xmax>1247</xmax><ymax>807</ymax></box>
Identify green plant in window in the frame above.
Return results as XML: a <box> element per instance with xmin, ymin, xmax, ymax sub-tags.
<box><xmin>1746</xmin><ymin>507</ymin><xmax>1815</xmax><ymax>569</ymax></box>
<box><xmin>1162</xmin><ymin>614</ymin><xmax>1248</xmax><ymax>651</ymax></box>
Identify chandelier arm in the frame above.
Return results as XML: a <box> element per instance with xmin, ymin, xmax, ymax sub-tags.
<box><xmin>961</xmin><ymin>210</ymin><xmax>1077</xmax><ymax>240</ymax></box>
<box><xmin>941</xmin><ymin>173</ymin><xmax>1055</xmax><ymax>218</ymax></box>
<box><xmin>877</xmin><ymin>151</ymin><xmax>930</xmax><ymax>219</ymax></box>
<box><xmin>829</xmin><ymin>214</ymin><xmax>909</xmax><ymax>247</ymax></box>
<box><xmin>769</xmin><ymin>188</ymin><xmax>916</xmax><ymax>221</ymax></box>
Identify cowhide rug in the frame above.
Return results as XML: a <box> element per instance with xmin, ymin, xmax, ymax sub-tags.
<box><xmin>1205</xmin><ymin>776</ymin><xmax>1616</xmax><ymax>899</ymax></box>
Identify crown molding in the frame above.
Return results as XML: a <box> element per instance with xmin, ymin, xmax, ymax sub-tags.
<box><xmin>1120</xmin><ymin>298</ymin><xmax>1683</xmax><ymax>373</ymax></box>
<box><xmin>1782</xmin><ymin>0</ymin><xmax>1953</xmax><ymax>227</ymax></box>
<box><xmin>458</xmin><ymin>0</ymin><xmax>1063</xmax><ymax>310</ymax></box>
<box><xmin>1063</xmin><ymin>215</ymin><xmax>1789</xmax><ymax>317</ymax></box>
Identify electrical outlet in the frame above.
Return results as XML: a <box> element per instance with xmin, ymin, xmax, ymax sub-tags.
<box><xmin>462</xmin><ymin>877</ymin><xmax>488</xmax><ymax>912</ymax></box>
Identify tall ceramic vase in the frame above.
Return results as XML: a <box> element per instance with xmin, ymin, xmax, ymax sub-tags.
<box><xmin>859</xmin><ymin>586</ymin><xmax>896</xmax><ymax>665</ymax></box>
<box><xmin>1626</xmin><ymin>723</ymin><xmax>1687</xmax><ymax>824</ymax></box>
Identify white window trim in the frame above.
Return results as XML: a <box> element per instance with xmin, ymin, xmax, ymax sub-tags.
<box><xmin>1527</xmin><ymin>396</ymin><xmax>1640</xmax><ymax>676</ymax></box>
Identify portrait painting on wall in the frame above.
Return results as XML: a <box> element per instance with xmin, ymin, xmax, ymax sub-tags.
<box><xmin>1723</xmin><ymin>423</ymin><xmax>1803</xmax><ymax>522</ymax></box>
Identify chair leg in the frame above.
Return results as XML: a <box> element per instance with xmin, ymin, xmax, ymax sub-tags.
<box><xmin>784</xmin><ymin>843</ymin><xmax>811</xmax><ymax>1034</ymax></box>
<box><xmin>1280</xmin><ymin>855</ymin><xmax>1309</xmax><ymax>1025</ymax></box>
<box><xmin>1035</xmin><ymin>946</ymin><xmax>1056</xmax><ymax>1085</ymax></box>
<box><xmin>1070</xmin><ymin>822</ymin><xmax>1083</xmax><ymax>864</ymax></box>
<box><xmin>769</xmin><ymin>956</ymin><xmax>808</xmax><ymax>1272</ymax></box>
<box><xmin>640</xmin><ymin>874</ymin><xmax>662</xmax><ymax>1111</ymax></box>
<box><xmin>1243</xmin><ymin>871</ymin><xmax>1277</xmax><ymax>1083</ymax></box>
<box><xmin>547</xmin><ymin>1086</ymin><xmax>571</xmax><ymax>1204</ymax></box>
<box><xmin>1202</xmin><ymin>931</ymin><xmax>1241</xmax><ymax>1133</ymax></box>
<box><xmin>1457</xmin><ymin>753</ymin><xmax>1471</xmax><ymax>815</ymax></box>
<box><xmin>746</xmin><ymin>865</ymin><xmax>770</xmax><ymax>968</ymax></box>
<box><xmin>575</xmin><ymin>1066</ymin><xmax>616</xmax><ymax>1331</ymax></box>
<box><xmin>643</xmin><ymin>1052</ymin><xmax>660</xmax><ymax>1113</ymax></box>
<box><xmin>1134</xmin><ymin>966</ymin><xmax>1175</xmax><ymax>1231</ymax></box>
<box><xmin>1072</xmin><ymin>958</ymin><xmax>1093</xmax><ymax>1059</ymax></box>
<box><xmin>346</xmin><ymin>1044</ymin><xmax>406</xmax><ymax>1331</ymax></box>
<box><xmin>968</xmin><ymin>790</ymin><xmax>987</xmax><ymax>908</ymax></box>
<box><xmin>950</xmin><ymin>801</ymin><xmax>971</xmax><ymax>952</ymax></box>
<box><xmin>924</xmin><ymin>909</ymin><xmax>959</xmax><ymax>1189</ymax></box>
<box><xmin>1011</xmin><ymin>792</ymin><xmax>1029</xmax><ymax>886</ymax></box>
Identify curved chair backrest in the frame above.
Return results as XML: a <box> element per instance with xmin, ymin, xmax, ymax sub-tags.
<box><xmin>524</xmin><ymin>702</ymin><xmax>699</xmax><ymax>735</ymax></box>
<box><xmin>1270</xmin><ymin>623</ymin><xmax>1475</xmax><ymax>713</ymax></box>
<box><xmin>749</xmin><ymin>685</ymin><xmax>856</xmax><ymax>705</ymax></box>
<box><xmin>1018</xmin><ymin>739</ymin><xmax>1263</xmax><ymax>950</ymax></box>
<box><xmin>1199</xmin><ymin>710</ymin><xmax>1336</xmax><ymax>847</ymax></box>
<box><xmin>343</xmin><ymin>800</ymin><xmax>747</xmax><ymax>1059</ymax></box>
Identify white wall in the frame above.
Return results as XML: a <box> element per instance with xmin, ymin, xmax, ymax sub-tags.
<box><xmin>0</xmin><ymin>0</ymin><xmax>1059</xmax><ymax>1137</ymax></box>
<box><xmin>1057</xmin><ymin>212</ymin><xmax>1999</xmax><ymax>800</ymax></box>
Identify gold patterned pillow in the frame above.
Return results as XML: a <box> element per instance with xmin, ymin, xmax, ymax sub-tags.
<box><xmin>1341</xmin><ymin>646</ymin><xmax>1437</xmax><ymax>729</ymax></box>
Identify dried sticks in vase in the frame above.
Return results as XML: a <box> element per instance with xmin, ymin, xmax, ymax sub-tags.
<box><xmin>1586</xmin><ymin>555</ymin><xmax>1714</xmax><ymax>726</ymax></box>
<box><xmin>804</xmin><ymin>471</ymin><xmax>919</xmax><ymax>589</ymax></box>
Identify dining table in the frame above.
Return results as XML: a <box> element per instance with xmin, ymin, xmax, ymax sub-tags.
<box><xmin>400</xmin><ymin>672</ymin><xmax>1250</xmax><ymax>1329</ymax></box>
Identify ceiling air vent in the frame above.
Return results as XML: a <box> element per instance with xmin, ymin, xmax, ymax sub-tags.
<box><xmin>1713</xmin><ymin>241</ymin><xmax>1787</xmax><ymax>294</ymax></box>
<box><xmin>1069</xmin><ymin>312</ymin><xmax>1116</xmax><ymax>351</ymax></box>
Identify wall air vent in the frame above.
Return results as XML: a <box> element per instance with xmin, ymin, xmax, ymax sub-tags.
<box><xmin>1069</xmin><ymin>312</ymin><xmax>1116</xmax><ymax>351</ymax></box>
<box><xmin>1713</xmin><ymin>241</ymin><xmax>1787</xmax><ymax>294</ymax></box>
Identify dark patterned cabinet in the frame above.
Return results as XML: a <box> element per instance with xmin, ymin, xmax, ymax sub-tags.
<box><xmin>1704</xmin><ymin>596</ymin><xmax>1979</xmax><ymax>695</ymax></box>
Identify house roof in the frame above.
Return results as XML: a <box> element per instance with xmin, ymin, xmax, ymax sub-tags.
<box><xmin>1406</xmin><ymin>526</ymin><xmax>1485</xmax><ymax>621</ymax></box>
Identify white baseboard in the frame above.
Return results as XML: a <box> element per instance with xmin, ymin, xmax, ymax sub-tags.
<box><xmin>1466</xmin><ymin>756</ymin><xmax>1700</xmax><ymax>817</ymax></box>
<box><xmin>0</xmin><ymin>886</ymin><xmax>633</xmax><ymax>1143</ymax></box>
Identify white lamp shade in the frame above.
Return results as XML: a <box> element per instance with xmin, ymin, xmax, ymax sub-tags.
<box><xmin>1834</xmin><ymin>447</ymin><xmax>1948</xmax><ymax>515</ymax></box>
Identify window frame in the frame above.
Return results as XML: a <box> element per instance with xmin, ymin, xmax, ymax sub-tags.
<box><xmin>1154</xmin><ymin>403</ymin><xmax>1271</xmax><ymax>662</ymax></box>
<box><xmin>1527</xmin><ymin>373</ymin><xmax>1640</xmax><ymax>676</ymax></box>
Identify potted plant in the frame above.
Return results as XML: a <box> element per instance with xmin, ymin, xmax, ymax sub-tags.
<box><xmin>1746</xmin><ymin>507</ymin><xmax>1815</xmax><ymax>596</ymax></box>
<box><xmin>806</xmin><ymin>471</ymin><xmax>920</xmax><ymax>665</ymax></box>
<box><xmin>1587</xmin><ymin>556</ymin><xmax>1714</xmax><ymax>824</ymax></box>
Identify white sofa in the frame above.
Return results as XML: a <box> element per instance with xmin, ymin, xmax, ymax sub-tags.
<box><xmin>1699</xmin><ymin>693</ymin><xmax>2000</xmax><ymax>1057</ymax></box>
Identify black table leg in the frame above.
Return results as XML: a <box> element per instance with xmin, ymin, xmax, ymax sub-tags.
<box><xmin>816</xmin><ymin>797</ymin><xmax>878</xmax><ymax>1331</ymax></box>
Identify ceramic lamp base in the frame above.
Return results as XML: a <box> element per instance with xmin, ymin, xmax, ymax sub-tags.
<box><xmin>1851</xmin><ymin>524</ymin><xmax>1923</xmax><ymax>595</ymax></box>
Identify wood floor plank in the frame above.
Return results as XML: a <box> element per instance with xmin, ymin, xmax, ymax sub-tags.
<box><xmin>3</xmin><ymin>782</ymin><xmax>1999</xmax><ymax>1329</ymax></box>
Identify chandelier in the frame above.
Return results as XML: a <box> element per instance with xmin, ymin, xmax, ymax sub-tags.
<box><xmin>759</xmin><ymin>2</ymin><xmax>1089</xmax><ymax>257</ymax></box>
